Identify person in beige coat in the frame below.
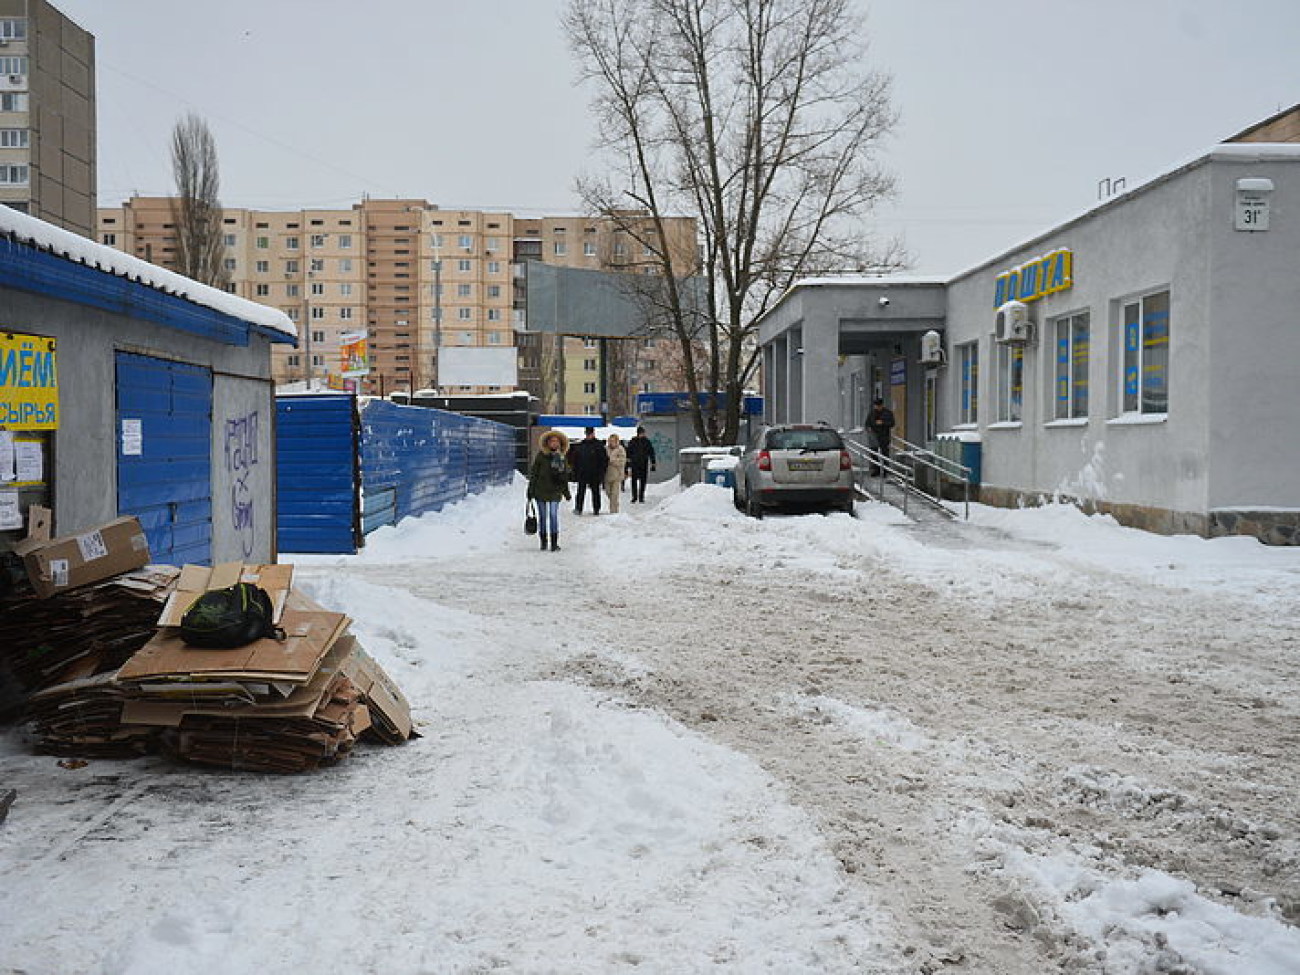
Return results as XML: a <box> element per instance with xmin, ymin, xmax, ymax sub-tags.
<box><xmin>603</xmin><ymin>433</ymin><xmax>628</xmax><ymax>514</ymax></box>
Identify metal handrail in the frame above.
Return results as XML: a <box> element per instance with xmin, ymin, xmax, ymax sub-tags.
<box><xmin>847</xmin><ymin>434</ymin><xmax>970</xmax><ymax>520</ymax></box>
<box><xmin>890</xmin><ymin>435</ymin><xmax>971</xmax><ymax>520</ymax></box>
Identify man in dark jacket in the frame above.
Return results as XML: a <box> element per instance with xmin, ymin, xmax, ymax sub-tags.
<box><xmin>568</xmin><ymin>427</ymin><xmax>609</xmax><ymax>514</ymax></box>
<box><xmin>866</xmin><ymin>397</ymin><xmax>895</xmax><ymax>476</ymax></box>
<box><xmin>625</xmin><ymin>426</ymin><xmax>657</xmax><ymax>503</ymax></box>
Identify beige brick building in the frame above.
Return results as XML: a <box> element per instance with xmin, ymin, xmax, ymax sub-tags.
<box><xmin>0</xmin><ymin>0</ymin><xmax>95</xmax><ymax>236</ymax></box>
<box><xmin>97</xmin><ymin>198</ymin><xmax>697</xmax><ymax>413</ymax></box>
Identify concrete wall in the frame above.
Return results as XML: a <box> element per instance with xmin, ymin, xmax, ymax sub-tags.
<box><xmin>0</xmin><ymin>286</ymin><xmax>276</xmax><ymax>552</ymax></box>
<box><xmin>212</xmin><ymin>375</ymin><xmax>275</xmax><ymax>562</ymax></box>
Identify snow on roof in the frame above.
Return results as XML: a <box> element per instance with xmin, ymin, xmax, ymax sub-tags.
<box><xmin>792</xmin><ymin>274</ymin><xmax>948</xmax><ymax>288</ymax></box>
<box><xmin>0</xmin><ymin>204</ymin><xmax>297</xmax><ymax>339</ymax></box>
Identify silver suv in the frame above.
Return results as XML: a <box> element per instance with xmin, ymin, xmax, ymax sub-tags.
<box><xmin>732</xmin><ymin>423</ymin><xmax>855</xmax><ymax>518</ymax></box>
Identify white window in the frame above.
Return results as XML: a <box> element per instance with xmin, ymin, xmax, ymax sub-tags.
<box><xmin>312</xmin><ymin>354</ymin><xmax>324</xmax><ymax>367</ymax></box>
<box><xmin>0</xmin><ymin>92</ymin><xmax>28</xmax><ymax>111</ymax></box>
<box><xmin>457</xmin><ymin>234</ymin><xmax>472</xmax><ymax>249</ymax></box>
<box><xmin>613</xmin><ymin>241</ymin><xmax>627</xmax><ymax>258</ymax></box>
<box><xmin>583</xmin><ymin>382</ymin><xmax>597</xmax><ymax>394</ymax></box>
<box><xmin>310</xmin><ymin>306</ymin><xmax>325</xmax><ymax>320</ymax></box>
<box><xmin>553</xmin><ymin>241</ymin><xmax>567</xmax><ymax>256</ymax></box>
<box><xmin>0</xmin><ymin>20</ymin><xmax>27</xmax><ymax>41</ymax></box>
<box><xmin>286</xmin><ymin>284</ymin><xmax>300</xmax><ymax>297</ymax></box>
<box><xmin>0</xmin><ymin>128</ymin><xmax>29</xmax><ymax>148</ymax></box>
<box><xmin>487</xmin><ymin>261</ymin><xmax>501</xmax><ymax>274</ymax></box>
<box><xmin>431</xmin><ymin>234</ymin><xmax>444</xmax><ymax>248</ymax></box>
<box><xmin>340</xmin><ymin>307</ymin><xmax>353</xmax><ymax>320</ymax></box>
<box><xmin>582</xmin><ymin>337</ymin><xmax>597</xmax><ymax>348</ymax></box>
<box><xmin>311</xmin><ymin>329</ymin><xmax>325</xmax><ymax>343</ymax></box>
<box><xmin>310</xmin><ymin>258</ymin><xmax>324</xmax><ymax>272</ymax></box>
<box><xmin>996</xmin><ymin>343</ymin><xmax>1024</xmax><ymax>423</ymax></box>
<box><xmin>0</xmin><ymin>164</ymin><xmax>28</xmax><ymax>184</ymax></box>
<box><xmin>958</xmin><ymin>341</ymin><xmax>979</xmax><ymax>425</ymax></box>
<box><xmin>310</xmin><ymin>234</ymin><xmax>326</xmax><ymax>248</ymax></box>
<box><xmin>486</xmin><ymin>237</ymin><xmax>500</xmax><ymax>252</ymax></box>
<box><xmin>1120</xmin><ymin>290</ymin><xmax>1170</xmax><ymax>415</ymax></box>
<box><xmin>338</xmin><ymin>258</ymin><xmax>353</xmax><ymax>273</ymax></box>
<box><xmin>256</xmin><ymin>236</ymin><xmax>269</xmax><ymax>249</ymax></box>
<box><xmin>487</xmin><ymin>284</ymin><xmax>501</xmax><ymax>298</ymax></box>
<box><xmin>255</xmin><ymin>284</ymin><xmax>269</xmax><ymax>296</ymax></box>
<box><xmin>285</xmin><ymin>259</ymin><xmax>299</xmax><ymax>273</ymax></box>
<box><xmin>338</xmin><ymin>234</ymin><xmax>352</xmax><ymax>249</ymax></box>
<box><xmin>487</xmin><ymin>308</ymin><xmax>501</xmax><ymax>322</ymax></box>
<box><xmin>583</xmin><ymin>241</ymin><xmax>596</xmax><ymax>257</ymax></box>
<box><xmin>285</xmin><ymin>236</ymin><xmax>299</xmax><ymax>250</ymax></box>
<box><xmin>339</xmin><ymin>283</ymin><xmax>352</xmax><ymax>296</ymax></box>
<box><xmin>0</xmin><ymin>57</ymin><xmax>29</xmax><ymax>76</ymax></box>
<box><xmin>458</xmin><ymin>308</ymin><xmax>473</xmax><ymax>321</ymax></box>
<box><xmin>1051</xmin><ymin>311</ymin><xmax>1090</xmax><ymax>420</ymax></box>
<box><xmin>102</xmin><ymin>233</ymin><xmax>117</xmax><ymax>246</ymax></box>
<box><xmin>286</xmin><ymin>307</ymin><xmax>300</xmax><ymax>321</ymax></box>
<box><xmin>222</xmin><ymin>258</ymin><xmax>237</xmax><ymax>271</ymax></box>
<box><xmin>458</xmin><ymin>259</ymin><xmax>471</xmax><ymax>272</ymax></box>
<box><xmin>457</xmin><ymin>284</ymin><xmax>472</xmax><ymax>297</ymax></box>
<box><xmin>286</xmin><ymin>354</ymin><xmax>300</xmax><ymax>367</ymax></box>
<box><xmin>310</xmin><ymin>282</ymin><xmax>324</xmax><ymax>296</ymax></box>
<box><xmin>488</xmin><ymin>331</ymin><xmax>502</xmax><ymax>344</ymax></box>
<box><xmin>222</xmin><ymin>233</ymin><xmax>237</xmax><ymax>247</ymax></box>
<box><xmin>584</xmin><ymin>358</ymin><xmax>597</xmax><ymax>370</ymax></box>
<box><xmin>460</xmin><ymin>331</ymin><xmax>474</xmax><ymax>344</ymax></box>
<box><xmin>254</xmin><ymin>260</ymin><xmax>269</xmax><ymax>273</ymax></box>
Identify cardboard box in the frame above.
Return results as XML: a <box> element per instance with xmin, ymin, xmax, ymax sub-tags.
<box><xmin>14</xmin><ymin>515</ymin><xmax>151</xmax><ymax>599</ymax></box>
<box><xmin>156</xmin><ymin>562</ymin><xmax>294</xmax><ymax>628</ymax></box>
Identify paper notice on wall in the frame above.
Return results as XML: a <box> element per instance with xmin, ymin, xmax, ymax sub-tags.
<box><xmin>0</xmin><ymin>490</ymin><xmax>20</xmax><ymax>530</ymax></box>
<box><xmin>14</xmin><ymin>439</ymin><xmax>43</xmax><ymax>483</ymax></box>
<box><xmin>121</xmin><ymin>418</ymin><xmax>143</xmax><ymax>456</ymax></box>
<box><xmin>0</xmin><ymin>430</ymin><xmax>14</xmax><ymax>482</ymax></box>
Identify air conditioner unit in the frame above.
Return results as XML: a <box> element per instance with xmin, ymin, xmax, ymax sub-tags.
<box><xmin>995</xmin><ymin>300</ymin><xmax>1032</xmax><ymax>344</ymax></box>
<box><xmin>919</xmin><ymin>329</ymin><xmax>945</xmax><ymax>366</ymax></box>
<box><xmin>8</xmin><ymin>74</ymin><xmax>23</xmax><ymax>84</ymax></box>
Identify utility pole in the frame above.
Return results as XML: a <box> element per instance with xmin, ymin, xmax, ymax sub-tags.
<box><xmin>432</xmin><ymin>252</ymin><xmax>442</xmax><ymax>393</ymax></box>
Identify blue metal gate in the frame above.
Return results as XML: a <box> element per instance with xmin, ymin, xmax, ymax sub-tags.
<box><xmin>115</xmin><ymin>352</ymin><xmax>213</xmax><ymax>565</ymax></box>
<box><xmin>276</xmin><ymin>394</ymin><xmax>361</xmax><ymax>554</ymax></box>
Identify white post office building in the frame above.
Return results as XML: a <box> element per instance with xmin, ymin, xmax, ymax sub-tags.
<box><xmin>757</xmin><ymin>120</ymin><xmax>1300</xmax><ymax>544</ymax></box>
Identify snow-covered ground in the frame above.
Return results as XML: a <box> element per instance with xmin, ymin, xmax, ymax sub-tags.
<box><xmin>3</xmin><ymin>478</ymin><xmax>1299</xmax><ymax>974</ymax></box>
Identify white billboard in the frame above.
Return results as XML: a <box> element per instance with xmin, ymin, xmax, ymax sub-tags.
<box><xmin>439</xmin><ymin>347</ymin><xmax>518</xmax><ymax>387</ymax></box>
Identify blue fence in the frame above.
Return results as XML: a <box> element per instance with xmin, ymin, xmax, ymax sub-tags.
<box><xmin>276</xmin><ymin>394</ymin><xmax>516</xmax><ymax>554</ymax></box>
<box><xmin>277</xmin><ymin>395</ymin><xmax>360</xmax><ymax>554</ymax></box>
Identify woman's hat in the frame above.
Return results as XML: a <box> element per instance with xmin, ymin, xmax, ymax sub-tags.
<box><xmin>541</xmin><ymin>428</ymin><xmax>569</xmax><ymax>452</ymax></box>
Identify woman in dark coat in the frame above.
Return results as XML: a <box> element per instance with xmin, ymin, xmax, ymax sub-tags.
<box><xmin>527</xmin><ymin>430</ymin><xmax>571</xmax><ymax>551</ymax></box>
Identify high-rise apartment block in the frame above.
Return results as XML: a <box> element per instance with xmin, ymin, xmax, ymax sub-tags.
<box><xmin>97</xmin><ymin>197</ymin><xmax>697</xmax><ymax>414</ymax></box>
<box><xmin>0</xmin><ymin>0</ymin><xmax>94</xmax><ymax>236</ymax></box>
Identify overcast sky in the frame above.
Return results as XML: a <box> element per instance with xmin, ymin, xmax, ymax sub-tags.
<box><xmin>55</xmin><ymin>0</ymin><xmax>1300</xmax><ymax>276</ymax></box>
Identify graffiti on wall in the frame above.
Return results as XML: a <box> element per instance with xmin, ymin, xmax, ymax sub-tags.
<box><xmin>225</xmin><ymin>410</ymin><xmax>259</xmax><ymax>558</ymax></box>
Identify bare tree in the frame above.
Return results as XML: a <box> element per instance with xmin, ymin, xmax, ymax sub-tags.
<box><xmin>566</xmin><ymin>0</ymin><xmax>904</xmax><ymax>444</ymax></box>
<box><xmin>169</xmin><ymin>113</ymin><xmax>229</xmax><ymax>289</ymax></box>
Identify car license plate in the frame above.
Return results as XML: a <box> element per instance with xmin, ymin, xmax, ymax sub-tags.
<box><xmin>787</xmin><ymin>458</ymin><xmax>822</xmax><ymax>471</ymax></box>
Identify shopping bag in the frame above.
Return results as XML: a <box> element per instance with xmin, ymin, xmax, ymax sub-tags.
<box><xmin>524</xmin><ymin>499</ymin><xmax>539</xmax><ymax>535</ymax></box>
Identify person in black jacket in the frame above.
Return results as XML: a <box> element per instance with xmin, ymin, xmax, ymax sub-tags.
<box><xmin>625</xmin><ymin>426</ymin><xmax>657</xmax><ymax>503</ymax></box>
<box><xmin>866</xmin><ymin>397</ymin><xmax>896</xmax><ymax>476</ymax></box>
<box><xmin>568</xmin><ymin>426</ymin><xmax>609</xmax><ymax>515</ymax></box>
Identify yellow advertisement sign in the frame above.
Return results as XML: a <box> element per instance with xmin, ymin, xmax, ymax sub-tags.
<box><xmin>1</xmin><ymin>332</ymin><xmax>58</xmax><ymax>430</ymax></box>
<box><xmin>338</xmin><ymin>331</ymin><xmax>370</xmax><ymax>378</ymax></box>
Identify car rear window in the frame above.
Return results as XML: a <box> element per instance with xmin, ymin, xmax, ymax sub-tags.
<box><xmin>767</xmin><ymin>429</ymin><xmax>842</xmax><ymax>451</ymax></box>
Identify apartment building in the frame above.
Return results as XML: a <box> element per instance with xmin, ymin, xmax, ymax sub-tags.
<box><xmin>97</xmin><ymin>198</ymin><xmax>697</xmax><ymax>412</ymax></box>
<box><xmin>0</xmin><ymin>0</ymin><xmax>95</xmax><ymax>236</ymax></box>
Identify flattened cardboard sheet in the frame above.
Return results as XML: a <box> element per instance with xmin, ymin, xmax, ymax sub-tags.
<box><xmin>118</xmin><ymin>609</ymin><xmax>348</xmax><ymax>683</ymax></box>
<box><xmin>156</xmin><ymin>563</ymin><xmax>294</xmax><ymax>628</ymax></box>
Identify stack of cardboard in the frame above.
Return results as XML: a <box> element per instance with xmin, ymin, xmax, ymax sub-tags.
<box><xmin>0</xmin><ymin>564</ymin><xmax>179</xmax><ymax>714</ymax></box>
<box><xmin>111</xmin><ymin>563</ymin><xmax>413</xmax><ymax>773</ymax></box>
<box><xmin>24</xmin><ymin>672</ymin><xmax>156</xmax><ymax>757</ymax></box>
